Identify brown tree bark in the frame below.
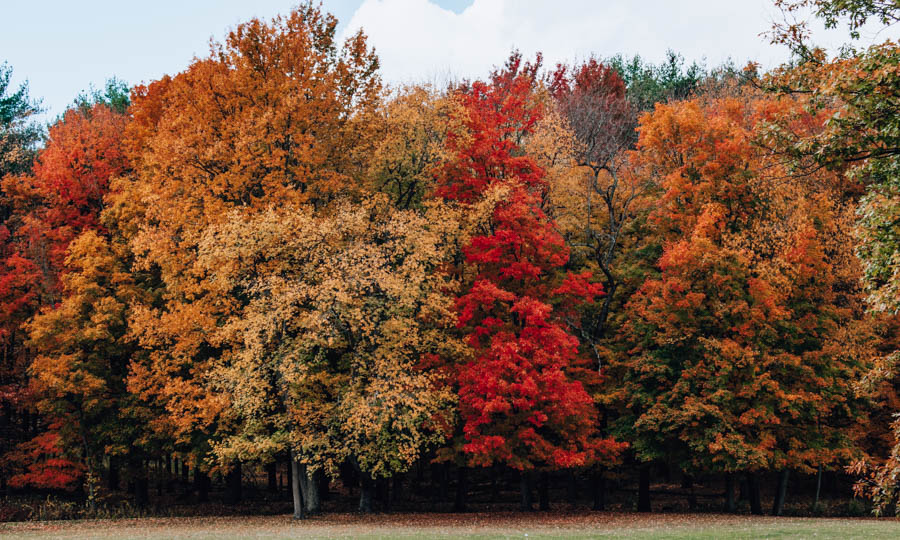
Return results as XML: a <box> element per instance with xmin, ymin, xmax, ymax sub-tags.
<box><xmin>290</xmin><ymin>452</ymin><xmax>305</xmax><ymax>519</ymax></box>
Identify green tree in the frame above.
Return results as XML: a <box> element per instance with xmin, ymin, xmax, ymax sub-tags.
<box><xmin>71</xmin><ymin>77</ymin><xmax>130</xmax><ymax>116</ymax></box>
<box><xmin>0</xmin><ymin>62</ymin><xmax>42</xmax><ymax>177</ymax></box>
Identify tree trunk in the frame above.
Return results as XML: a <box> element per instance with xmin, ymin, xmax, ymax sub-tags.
<box><xmin>156</xmin><ymin>459</ymin><xmax>163</xmax><ymax>496</ymax></box>
<box><xmin>84</xmin><ymin>461</ymin><xmax>97</xmax><ymax>513</ymax></box>
<box><xmin>194</xmin><ymin>469</ymin><xmax>210</xmax><ymax>503</ymax></box>
<box><xmin>567</xmin><ymin>470</ymin><xmax>578</xmax><ymax>507</ymax></box>
<box><xmin>304</xmin><ymin>467</ymin><xmax>322</xmax><ymax>514</ymax></box>
<box><xmin>359</xmin><ymin>471</ymin><xmax>375</xmax><ymax>514</ymax></box>
<box><xmin>520</xmin><ymin>471</ymin><xmax>534</xmax><ymax>511</ymax></box>
<box><xmin>107</xmin><ymin>456</ymin><xmax>119</xmax><ymax>491</ymax></box>
<box><xmin>414</xmin><ymin>460</ymin><xmax>425</xmax><ymax>497</ymax></box>
<box><xmin>320</xmin><ymin>470</ymin><xmax>331</xmax><ymax>501</ymax></box>
<box><xmin>592</xmin><ymin>471</ymin><xmax>606</xmax><ymax>511</ymax></box>
<box><xmin>392</xmin><ymin>474</ymin><xmax>403</xmax><ymax>505</ymax></box>
<box><xmin>133</xmin><ymin>461</ymin><xmax>149</xmax><ymax>508</ymax></box>
<box><xmin>538</xmin><ymin>471</ymin><xmax>550</xmax><ymax>511</ymax></box>
<box><xmin>266</xmin><ymin>462</ymin><xmax>277</xmax><ymax>493</ymax></box>
<box><xmin>490</xmin><ymin>466</ymin><xmax>500</xmax><ymax>503</ymax></box>
<box><xmin>747</xmin><ymin>473</ymin><xmax>762</xmax><ymax>515</ymax></box>
<box><xmin>226</xmin><ymin>463</ymin><xmax>242</xmax><ymax>504</ymax></box>
<box><xmin>453</xmin><ymin>466</ymin><xmax>468</xmax><ymax>513</ymax></box>
<box><xmin>725</xmin><ymin>474</ymin><xmax>736</xmax><ymax>513</ymax></box>
<box><xmin>166</xmin><ymin>454</ymin><xmax>174</xmax><ymax>493</ymax></box>
<box><xmin>381</xmin><ymin>477</ymin><xmax>391</xmax><ymax>513</ymax></box>
<box><xmin>286</xmin><ymin>461</ymin><xmax>293</xmax><ymax>500</ymax></box>
<box><xmin>290</xmin><ymin>452</ymin><xmax>305</xmax><ymax>519</ymax></box>
<box><xmin>440</xmin><ymin>463</ymin><xmax>449</xmax><ymax>502</ymax></box>
<box><xmin>682</xmin><ymin>473</ymin><xmax>696</xmax><ymax>510</ymax></box>
<box><xmin>772</xmin><ymin>469</ymin><xmax>789</xmax><ymax>516</ymax></box>
<box><xmin>430</xmin><ymin>463</ymin><xmax>443</xmax><ymax>504</ymax></box>
<box><xmin>637</xmin><ymin>466</ymin><xmax>651</xmax><ymax>512</ymax></box>
<box><xmin>813</xmin><ymin>465</ymin><xmax>822</xmax><ymax>511</ymax></box>
<box><xmin>594</xmin><ymin>279</ymin><xmax>618</xmax><ymax>371</ymax></box>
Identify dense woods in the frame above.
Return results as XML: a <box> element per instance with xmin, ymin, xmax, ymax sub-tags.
<box><xmin>3</xmin><ymin>0</ymin><xmax>900</xmax><ymax>521</ymax></box>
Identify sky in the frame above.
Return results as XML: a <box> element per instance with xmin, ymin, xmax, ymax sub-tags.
<box><xmin>2</xmin><ymin>0</ymin><xmax>899</xmax><ymax>121</ymax></box>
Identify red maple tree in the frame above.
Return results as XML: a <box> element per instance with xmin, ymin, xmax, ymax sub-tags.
<box><xmin>438</xmin><ymin>54</ymin><xmax>625</xmax><ymax>476</ymax></box>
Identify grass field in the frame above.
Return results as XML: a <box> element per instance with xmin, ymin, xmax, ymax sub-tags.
<box><xmin>3</xmin><ymin>512</ymin><xmax>900</xmax><ymax>539</ymax></box>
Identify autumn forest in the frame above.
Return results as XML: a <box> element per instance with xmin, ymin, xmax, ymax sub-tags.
<box><xmin>3</xmin><ymin>0</ymin><xmax>900</xmax><ymax>525</ymax></box>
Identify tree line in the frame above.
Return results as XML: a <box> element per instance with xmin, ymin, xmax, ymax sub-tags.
<box><xmin>2</xmin><ymin>0</ymin><xmax>900</xmax><ymax>519</ymax></box>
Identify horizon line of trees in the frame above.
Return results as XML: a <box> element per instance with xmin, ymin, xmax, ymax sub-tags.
<box><xmin>2</xmin><ymin>0</ymin><xmax>900</xmax><ymax>519</ymax></box>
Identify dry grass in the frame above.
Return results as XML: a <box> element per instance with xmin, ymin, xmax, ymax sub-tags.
<box><xmin>3</xmin><ymin>511</ymin><xmax>900</xmax><ymax>539</ymax></box>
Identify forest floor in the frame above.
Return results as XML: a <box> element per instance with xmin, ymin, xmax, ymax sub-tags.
<box><xmin>2</xmin><ymin>511</ymin><xmax>900</xmax><ymax>539</ymax></box>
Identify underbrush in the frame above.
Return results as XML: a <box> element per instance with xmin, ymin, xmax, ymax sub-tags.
<box><xmin>0</xmin><ymin>492</ymin><xmax>292</xmax><ymax>522</ymax></box>
<box><xmin>0</xmin><ymin>480</ymin><xmax>883</xmax><ymax>523</ymax></box>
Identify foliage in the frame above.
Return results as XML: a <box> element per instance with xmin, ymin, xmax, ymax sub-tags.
<box><xmin>71</xmin><ymin>77</ymin><xmax>131</xmax><ymax>115</ymax></box>
<box><xmin>605</xmin><ymin>52</ymin><xmax>707</xmax><ymax>112</ymax></box>
<box><xmin>437</xmin><ymin>53</ymin><xmax>625</xmax><ymax>471</ymax></box>
<box><xmin>119</xmin><ymin>2</ymin><xmax>382</xmax><ymax>461</ymax></box>
<box><xmin>200</xmin><ymin>197</ymin><xmax>464</xmax><ymax>479</ymax></box>
<box><xmin>607</xmin><ymin>89</ymin><xmax>870</xmax><ymax>477</ymax></box>
<box><xmin>368</xmin><ymin>85</ymin><xmax>463</xmax><ymax>209</ymax></box>
<box><xmin>765</xmin><ymin>1</ymin><xmax>900</xmax><ymax>512</ymax></box>
<box><xmin>0</xmin><ymin>61</ymin><xmax>44</xmax><ymax>402</ymax></box>
<box><xmin>4</xmin><ymin>426</ymin><xmax>82</xmax><ymax>490</ymax></box>
<box><xmin>541</xmin><ymin>56</ymin><xmax>652</xmax><ymax>368</ymax></box>
<box><xmin>25</xmin><ymin>230</ymin><xmax>149</xmax><ymax>492</ymax></box>
<box><xmin>1</xmin><ymin>100</ymin><xmax>129</xmax><ymax>490</ymax></box>
<box><xmin>7</xmin><ymin>0</ymin><xmax>900</xmax><ymax>518</ymax></box>
<box><xmin>773</xmin><ymin>0</ymin><xmax>900</xmax><ymax>42</ymax></box>
<box><xmin>0</xmin><ymin>62</ymin><xmax>42</xmax><ymax>177</ymax></box>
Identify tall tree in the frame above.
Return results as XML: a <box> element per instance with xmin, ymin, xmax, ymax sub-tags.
<box><xmin>0</xmin><ymin>61</ymin><xmax>42</xmax><ymax>394</ymax></box>
<box><xmin>117</xmin><ymin>1</ymin><xmax>382</xmax><ymax>510</ymax></box>
<box><xmin>368</xmin><ymin>85</ymin><xmax>462</xmax><ymax>209</ymax></box>
<box><xmin>605</xmin><ymin>51</ymin><xmax>707</xmax><ymax>112</ymax></box>
<box><xmin>0</xmin><ymin>62</ymin><xmax>42</xmax><ymax>178</ymax></box>
<box><xmin>540</xmin><ymin>57</ymin><xmax>650</xmax><ymax>367</ymax></box>
<box><xmin>767</xmin><ymin>0</ymin><xmax>900</xmax><ymax>513</ymax></box>
<box><xmin>6</xmin><ymin>104</ymin><xmax>129</xmax><ymax>297</ymax></box>
<box><xmin>24</xmin><ymin>230</ymin><xmax>149</xmax><ymax>505</ymax></box>
<box><xmin>608</xmin><ymin>89</ymin><xmax>869</xmax><ymax>514</ymax></box>
<box><xmin>437</xmin><ymin>54</ymin><xmax>625</xmax><ymax>504</ymax></box>
<box><xmin>1</xmin><ymin>98</ymin><xmax>129</xmax><ymax>492</ymax></box>
<box><xmin>199</xmin><ymin>197</ymin><xmax>464</xmax><ymax>513</ymax></box>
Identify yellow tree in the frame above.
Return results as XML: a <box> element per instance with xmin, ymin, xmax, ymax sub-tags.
<box><xmin>368</xmin><ymin>85</ymin><xmax>463</xmax><ymax>209</ymax></box>
<box><xmin>197</xmin><ymin>196</ymin><xmax>467</xmax><ymax>514</ymax></box>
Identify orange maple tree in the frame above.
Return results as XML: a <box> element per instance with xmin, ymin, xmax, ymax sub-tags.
<box><xmin>607</xmin><ymin>88</ymin><xmax>871</xmax><ymax>514</ymax></box>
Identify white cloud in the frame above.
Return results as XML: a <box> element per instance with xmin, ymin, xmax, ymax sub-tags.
<box><xmin>340</xmin><ymin>0</ymin><xmax>900</xmax><ymax>85</ymax></box>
